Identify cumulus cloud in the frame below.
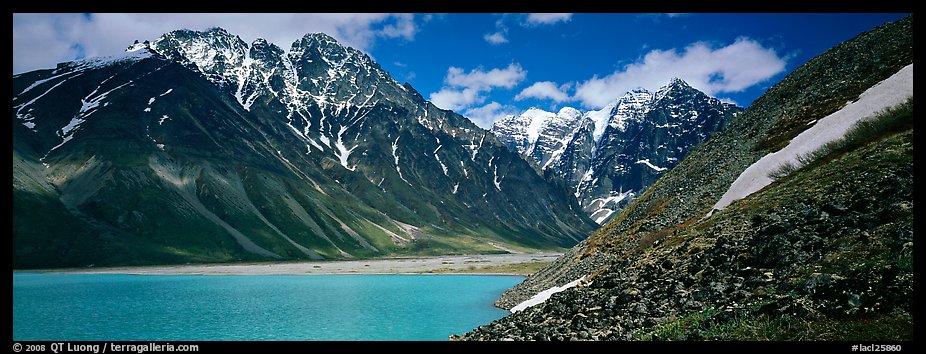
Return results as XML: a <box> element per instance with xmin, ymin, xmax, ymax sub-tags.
<box><xmin>12</xmin><ymin>13</ymin><xmax>421</xmax><ymax>74</ymax></box>
<box><xmin>430</xmin><ymin>87</ymin><xmax>482</xmax><ymax>112</ymax></box>
<box><xmin>574</xmin><ymin>37</ymin><xmax>787</xmax><ymax>108</ymax></box>
<box><xmin>484</xmin><ymin>31</ymin><xmax>508</xmax><ymax>45</ymax></box>
<box><xmin>525</xmin><ymin>13</ymin><xmax>573</xmax><ymax>25</ymax></box>
<box><xmin>515</xmin><ymin>81</ymin><xmax>571</xmax><ymax>102</ymax></box>
<box><xmin>444</xmin><ymin>64</ymin><xmax>526</xmax><ymax>90</ymax></box>
<box><xmin>463</xmin><ymin>102</ymin><xmax>521</xmax><ymax>129</ymax></box>
<box><xmin>428</xmin><ymin>63</ymin><xmax>527</xmax><ymax>124</ymax></box>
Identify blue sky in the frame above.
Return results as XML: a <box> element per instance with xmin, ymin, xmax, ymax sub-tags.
<box><xmin>12</xmin><ymin>13</ymin><xmax>908</xmax><ymax>128</ymax></box>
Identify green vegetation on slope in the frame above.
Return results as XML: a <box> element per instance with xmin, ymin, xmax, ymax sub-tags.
<box><xmin>465</xmin><ymin>15</ymin><xmax>913</xmax><ymax>341</ymax></box>
<box><xmin>769</xmin><ymin>98</ymin><xmax>914</xmax><ymax>180</ymax></box>
<box><xmin>583</xmin><ymin>16</ymin><xmax>914</xmax><ymax>258</ymax></box>
<box><xmin>12</xmin><ymin>52</ymin><xmax>585</xmax><ymax>269</ymax></box>
<box><xmin>465</xmin><ymin>99</ymin><xmax>913</xmax><ymax>341</ymax></box>
<box><xmin>638</xmin><ymin>105</ymin><xmax>914</xmax><ymax>340</ymax></box>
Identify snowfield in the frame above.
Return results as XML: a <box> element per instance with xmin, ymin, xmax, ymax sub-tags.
<box><xmin>710</xmin><ymin>64</ymin><xmax>913</xmax><ymax>215</ymax></box>
<box><xmin>511</xmin><ymin>275</ymin><xmax>590</xmax><ymax>313</ymax></box>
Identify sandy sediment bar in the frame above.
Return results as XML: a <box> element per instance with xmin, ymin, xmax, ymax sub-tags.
<box><xmin>34</xmin><ymin>253</ymin><xmax>562</xmax><ymax>276</ymax></box>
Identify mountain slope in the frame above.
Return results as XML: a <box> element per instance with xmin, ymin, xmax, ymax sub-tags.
<box><xmin>464</xmin><ymin>15</ymin><xmax>913</xmax><ymax>341</ymax></box>
<box><xmin>492</xmin><ymin>79</ymin><xmax>739</xmax><ymax>224</ymax></box>
<box><xmin>12</xmin><ymin>29</ymin><xmax>596</xmax><ymax>268</ymax></box>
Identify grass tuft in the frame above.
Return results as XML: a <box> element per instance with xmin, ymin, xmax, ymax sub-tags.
<box><xmin>768</xmin><ymin>98</ymin><xmax>912</xmax><ymax>180</ymax></box>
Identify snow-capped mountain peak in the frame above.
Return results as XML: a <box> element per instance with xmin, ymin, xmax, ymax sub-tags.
<box><xmin>492</xmin><ymin>106</ymin><xmax>589</xmax><ymax>160</ymax></box>
<box><xmin>12</xmin><ymin>27</ymin><xmax>597</xmax><ymax>267</ymax></box>
<box><xmin>154</xmin><ymin>28</ymin><xmax>249</xmax><ymax>75</ymax></box>
<box><xmin>654</xmin><ymin>77</ymin><xmax>695</xmax><ymax>102</ymax></box>
<box><xmin>610</xmin><ymin>87</ymin><xmax>654</xmax><ymax>130</ymax></box>
<box><xmin>493</xmin><ymin>78</ymin><xmax>741</xmax><ymax>224</ymax></box>
<box><xmin>557</xmin><ymin>106</ymin><xmax>582</xmax><ymax>120</ymax></box>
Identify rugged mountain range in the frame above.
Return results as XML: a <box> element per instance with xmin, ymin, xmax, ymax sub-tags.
<box><xmin>12</xmin><ymin>28</ymin><xmax>596</xmax><ymax>268</ymax></box>
<box><xmin>465</xmin><ymin>15</ymin><xmax>913</xmax><ymax>341</ymax></box>
<box><xmin>492</xmin><ymin>80</ymin><xmax>739</xmax><ymax>224</ymax></box>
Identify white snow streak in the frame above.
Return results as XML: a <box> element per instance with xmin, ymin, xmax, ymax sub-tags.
<box><xmin>575</xmin><ymin>167</ymin><xmax>595</xmax><ymax>198</ymax></box>
<box><xmin>60</xmin><ymin>117</ymin><xmax>84</xmax><ymax>136</ymax></box>
<box><xmin>435</xmin><ymin>155</ymin><xmax>449</xmax><ymax>176</ymax></box>
<box><xmin>586</xmin><ymin>101</ymin><xmax>617</xmax><ymax>143</ymax></box>
<box><xmin>392</xmin><ymin>136</ymin><xmax>411</xmax><ymax>185</ymax></box>
<box><xmin>511</xmin><ymin>275</ymin><xmax>590</xmax><ymax>313</ymax></box>
<box><xmin>710</xmin><ymin>64</ymin><xmax>913</xmax><ymax>215</ymax></box>
<box><xmin>15</xmin><ymin>74</ymin><xmax>78</xmax><ymax>119</ymax></box>
<box><xmin>307</xmin><ymin>138</ymin><xmax>323</xmax><ymax>152</ymax></box>
<box><xmin>635</xmin><ymin>159</ymin><xmax>668</xmax><ymax>172</ymax></box>
<box><xmin>593</xmin><ymin>209</ymin><xmax>617</xmax><ymax>224</ymax></box>
<box><xmin>493</xmin><ymin>165</ymin><xmax>502</xmax><ymax>191</ymax></box>
<box><xmin>333</xmin><ymin>126</ymin><xmax>358</xmax><ymax>171</ymax></box>
<box><xmin>470</xmin><ymin>134</ymin><xmax>485</xmax><ymax>161</ymax></box>
<box><xmin>433</xmin><ymin>144</ymin><xmax>449</xmax><ymax>177</ymax></box>
<box><xmin>18</xmin><ymin>69</ymin><xmax>78</xmax><ymax>97</ymax></box>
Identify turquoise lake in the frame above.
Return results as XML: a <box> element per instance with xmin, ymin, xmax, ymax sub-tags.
<box><xmin>12</xmin><ymin>272</ymin><xmax>521</xmax><ymax>341</ymax></box>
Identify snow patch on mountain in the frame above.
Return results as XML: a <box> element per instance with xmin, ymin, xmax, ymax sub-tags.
<box><xmin>494</xmin><ymin>78</ymin><xmax>739</xmax><ymax>224</ymax></box>
<box><xmin>586</xmin><ymin>101</ymin><xmax>616</xmax><ymax>144</ymax></box>
<box><xmin>511</xmin><ymin>275</ymin><xmax>591</xmax><ymax>313</ymax></box>
<box><xmin>493</xmin><ymin>165</ymin><xmax>503</xmax><ymax>191</ymax></box>
<box><xmin>710</xmin><ymin>64</ymin><xmax>913</xmax><ymax>215</ymax></box>
<box><xmin>392</xmin><ymin>136</ymin><xmax>411</xmax><ymax>185</ymax></box>
<box><xmin>635</xmin><ymin>159</ymin><xmax>667</xmax><ymax>172</ymax></box>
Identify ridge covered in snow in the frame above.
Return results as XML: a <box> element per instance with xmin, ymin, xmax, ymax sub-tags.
<box><xmin>147</xmin><ymin>28</ymin><xmax>429</xmax><ymax>172</ymax></box>
<box><xmin>493</xmin><ymin>78</ymin><xmax>740</xmax><ymax>224</ymax></box>
<box><xmin>12</xmin><ymin>25</ymin><xmax>604</xmax><ymax>268</ymax></box>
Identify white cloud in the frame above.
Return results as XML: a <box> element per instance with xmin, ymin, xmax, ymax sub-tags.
<box><xmin>377</xmin><ymin>13</ymin><xmax>417</xmax><ymax>39</ymax></box>
<box><xmin>430</xmin><ymin>87</ymin><xmax>482</xmax><ymax>112</ymax></box>
<box><xmin>463</xmin><ymin>102</ymin><xmax>521</xmax><ymax>129</ymax></box>
<box><xmin>12</xmin><ymin>13</ymin><xmax>421</xmax><ymax>74</ymax></box>
<box><xmin>12</xmin><ymin>14</ymin><xmax>87</xmax><ymax>74</ymax></box>
<box><xmin>445</xmin><ymin>64</ymin><xmax>526</xmax><ymax>90</ymax></box>
<box><xmin>718</xmin><ymin>97</ymin><xmax>738</xmax><ymax>105</ymax></box>
<box><xmin>484</xmin><ymin>31</ymin><xmax>508</xmax><ymax>45</ymax></box>
<box><xmin>484</xmin><ymin>16</ymin><xmax>511</xmax><ymax>45</ymax></box>
<box><xmin>429</xmin><ymin>63</ymin><xmax>527</xmax><ymax>123</ymax></box>
<box><xmin>574</xmin><ymin>37</ymin><xmax>787</xmax><ymax>108</ymax></box>
<box><xmin>525</xmin><ymin>13</ymin><xmax>573</xmax><ymax>25</ymax></box>
<box><xmin>515</xmin><ymin>81</ymin><xmax>571</xmax><ymax>102</ymax></box>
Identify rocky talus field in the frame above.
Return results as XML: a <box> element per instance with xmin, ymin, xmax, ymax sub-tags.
<box><xmin>463</xmin><ymin>15</ymin><xmax>913</xmax><ymax>341</ymax></box>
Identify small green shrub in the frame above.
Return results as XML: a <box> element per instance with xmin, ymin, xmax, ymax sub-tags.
<box><xmin>768</xmin><ymin>98</ymin><xmax>912</xmax><ymax>180</ymax></box>
<box><xmin>768</xmin><ymin>161</ymin><xmax>799</xmax><ymax>180</ymax></box>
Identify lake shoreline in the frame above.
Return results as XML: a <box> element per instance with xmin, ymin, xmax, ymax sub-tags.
<box><xmin>18</xmin><ymin>253</ymin><xmax>562</xmax><ymax>276</ymax></box>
